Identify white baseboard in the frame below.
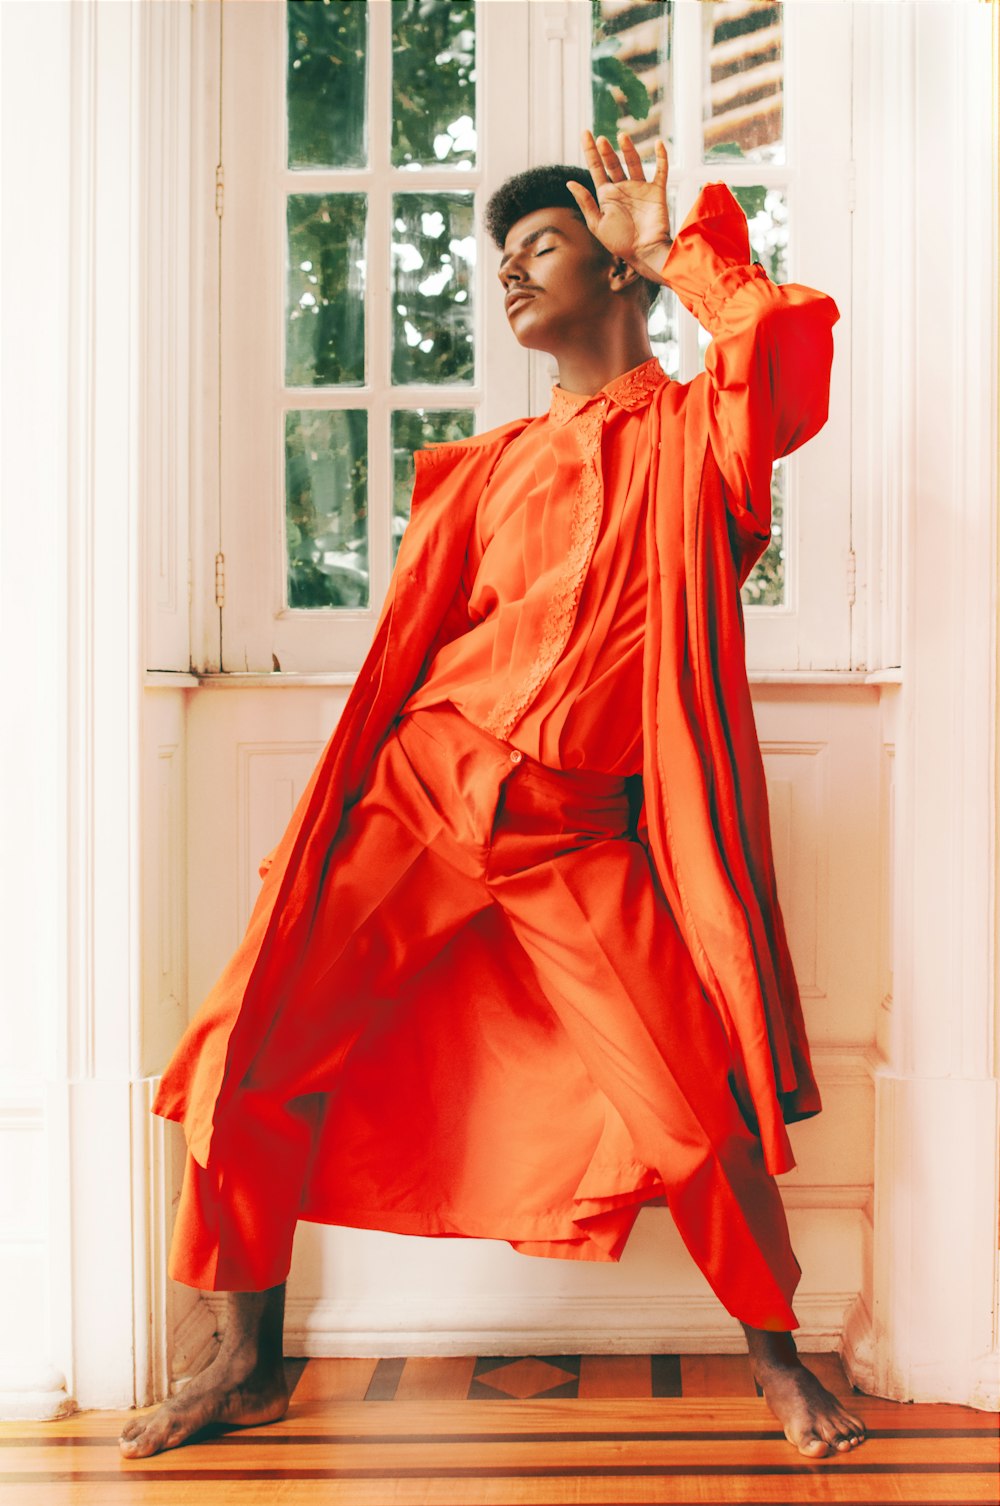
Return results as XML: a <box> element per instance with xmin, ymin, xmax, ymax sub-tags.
<box><xmin>970</xmin><ymin>1350</ymin><xmax>1000</xmax><ymax>1412</ymax></box>
<box><xmin>0</xmin><ymin>1367</ymin><xmax>76</xmax><ymax>1422</ymax></box>
<box><xmin>839</xmin><ymin>1291</ymin><xmax>878</xmax><ymax>1395</ymax></box>
<box><xmin>203</xmin><ymin>1290</ymin><xmax>860</xmax><ymax>1358</ymax></box>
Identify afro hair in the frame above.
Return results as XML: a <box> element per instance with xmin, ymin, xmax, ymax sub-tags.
<box><xmin>484</xmin><ymin>164</ymin><xmax>660</xmax><ymax>314</ymax></box>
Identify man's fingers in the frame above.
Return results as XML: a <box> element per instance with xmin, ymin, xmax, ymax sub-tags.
<box><xmin>565</xmin><ymin>179</ymin><xmax>601</xmax><ymax>232</ymax></box>
<box><xmin>617</xmin><ymin>132</ymin><xmax>646</xmax><ymax>181</ymax></box>
<box><xmin>581</xmin><ymin>129</ymin><xmax>610</xmax><ymax>186</ymax></box>
<box><xmin>594</xmin><ymin>134</ymin><xmax>627</xmax><ymax>182</ymax></box>
<box><xmin>653</xmin><ymin>137</ymin><xmax>670</xmax><ymax>188</ymax></box>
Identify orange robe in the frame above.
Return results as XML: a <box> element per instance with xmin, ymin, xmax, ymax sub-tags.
<box><xmin>154</xmin><ymin>183</ymin><xmax>838</xmax><ymax>1285</ymax></box>
<box><xmin>405</xmin><ymin>359</ymin><xmax>660</xmax><ymax>774</ymax></box>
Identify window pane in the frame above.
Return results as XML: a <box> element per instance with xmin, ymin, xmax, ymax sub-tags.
<box><xmin>592</xmin><ymin>0</ymin><xmax>673</xmax><ymax>159</ymax></box>
<box><xmin>285</xmin><ymin>410</ymin><xmax>369</xmax><ymax>609</ymax></box>
<box><xmin>286</xmin><ymin>194</ymin><xmax>367</xmax><ymax>388</ymax></box>
<box><xmin>287</xmin><ymin>0</ymin><xmax>368</xmax><ymax>170</ymax></box>
<box><xmin>392</xmin><ymin>0</ymin><xmax>476</xmax><ymax>170</ymax></box>
<box><xmin>733</xmin><ymin>185</ymin><xmax>788</xmax><ymax>284</ymax></box>
<box><xmin>647</xmin><ymin>187</ymin><xmax>679</xmax><ymax>376</ymax></box>
<box><xmin>391</xmin><ymin>409</ymin><xmax>475</xmax><ymax>558</ymax></box>
<box><xmin>392</xmin><ymin>193</ymin><xmax>475</xmax><ymax>385</ymax></box>
<box><xmin>648</xmin><ymin>291</ymin><xmax>679</xmax><ymax>379</ymax></box>
<box><xmin>742</xmin><ymin>460</ymin><xmax>786</xmax><ymax>608</ymax></box>
<box><xmin>702</xmin><ymin>1</ymin><xmax>784</xmax><ymax>165</ymax></box>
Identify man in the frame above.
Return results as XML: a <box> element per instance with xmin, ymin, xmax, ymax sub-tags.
<box><xmin>120</xmin><ymin>132</ymin><xmax>866</xmax><ymax>1461</ymax></box>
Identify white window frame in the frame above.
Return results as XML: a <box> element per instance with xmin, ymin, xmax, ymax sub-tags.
<box><xmin>209</xmin><ymin>0</ymin><xmax>530</xmax><ymax>675</ymax></box>
<box><xmin>194</xmin><ymin>0</ymin><xmax>855</xmax><ymax>677</ymax></box>
<box><xmin>552</xmin><ymin>0</ymin><xmax>855</xmax><ymax>672</ymax></box>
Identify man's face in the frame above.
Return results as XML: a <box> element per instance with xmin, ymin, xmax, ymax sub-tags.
<box><xmin>498</xmin><ymin>206</ymin><xmax>617</xmax><ymax>353</ymax></box>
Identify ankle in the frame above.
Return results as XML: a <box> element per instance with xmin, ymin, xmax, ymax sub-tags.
<box><xmin>741</xmin><ymin>1323</ymin><xmax>800</xmax><ymax>1374</ymax></box>
<box><xmin>217</xmin><ymin>1284</ymin><xmax>287</xmax><ymax>1374</ymax></box>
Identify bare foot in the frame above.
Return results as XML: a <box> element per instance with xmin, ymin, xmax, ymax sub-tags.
<box><xmin>743</xmin><ymin>1326</ymin><xmax>867</xmax><ymax>1459</ymax></box>
<box><xmin>118</xmin><ymin>1349</ymin><xmax>288</xmax><ymax>1458</ymax></box>
<box><xmin>119</xmin><ymin>1284</ymin><xmax>288</xmax><ymax>1459</ymax></box>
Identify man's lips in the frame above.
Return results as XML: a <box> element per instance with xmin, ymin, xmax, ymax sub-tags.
<box><xmin>505</xmin><ymin>289</ymin><xmax>537</xmax><ymax>315</ymax></box>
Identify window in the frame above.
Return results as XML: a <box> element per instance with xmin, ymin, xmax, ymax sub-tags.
<box><xmin>217</xmin><ymin>0</ymin><xmax>529</xmax><ymax>672</ymax></box>
<box><xmin>207</xmin><ymin>0</ymin><xmax>852</xmax><ymax>676</ymax></box>
<box><xmin>588</xmin><ymin>0</ymin><xmax>853</xmax><ymax>666</ymax></box>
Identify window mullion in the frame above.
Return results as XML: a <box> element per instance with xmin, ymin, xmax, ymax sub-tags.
<box><xmin>367</xmin><ymin>0</ymin><xmax>392</xmax><ymax>610</ymax></box>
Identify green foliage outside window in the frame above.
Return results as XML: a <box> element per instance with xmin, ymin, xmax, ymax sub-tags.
<box><xmin>392</xmin><ymin>0</ymin><xmax>476</xmax><ymax>168</ymax></box>
<box><xmin>591</xmin><ymin>0</ymin><xmax>664</xmax><ymax>141</ymax></box>
<box><xmin>287</xmin><ymin>0</ymin><xmax>368</xmax><ymax>169</ymax></box>
<box><xmin>391</xmin><ymin>193</ymin><xmax>475</xmax><ymax>386</ymax></box>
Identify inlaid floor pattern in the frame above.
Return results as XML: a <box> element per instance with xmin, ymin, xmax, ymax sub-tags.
<box><xmin>2</xmin><ymin>1352</ymin><xmax>996</xmax><ymax>1504</ymax></box>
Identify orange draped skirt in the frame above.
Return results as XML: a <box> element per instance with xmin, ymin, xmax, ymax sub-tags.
<box><xmin>168</xmin><ymin>704</ymin><xmax>801</xmax><ymax>1331</ymax></box>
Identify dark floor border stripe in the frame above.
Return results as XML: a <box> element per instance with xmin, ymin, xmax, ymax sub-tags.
<box><xmin>650</xmin><ymin>1354</ymin><xmax>683</xmax><ymax>1398</ymax></box>
<box><xmin>363</xmin><ymin>1356</ymin><xmax>406</xmax><ymax>1401</ymax></box>
<box><xmin>1</xmin><ymin>1425</ymin><xmax>993</xmax><ymax>1447</ymax></box>
<box><xmin>5</xmin><ymin>1463</ymin><xmax>995</xmax><ymax>1483</ymax></box>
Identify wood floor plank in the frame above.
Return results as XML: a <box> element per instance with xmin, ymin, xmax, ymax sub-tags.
<box><xmin>577</xmin><ymin>1355</ymin><xmax>651</xmax><ymax>1398</ymax></box>
<box><xmin>3</xmin><ymin>1394</ymin><xmax>996</xmax><ymax>1440</ymax></box>
<box><xmin>3</xmin><ymin>1474</ymin><xmax>999</xmax><ymax>1505</ymax></box>
<box><xmin>679</xmin><ymin>1355</ymin><xmax>757</xmax><ymax>1397</ymax></box>
<box><xmin>7</xmin><ymin>1433</ymin><xmax>998</xmax><ymax>1470</ymax></box>
<box><xmin>1</xmin><ymin>1375</ymin><xmax>995</xmax><ymax>1506</ymax></box>
<box><xmin>800</xmin><ymin>1352</ymin><xmax>857</xmax><ymax>1398</ymax></box>
<box><xmin>395</xmin><ymin>1357</ymin><xmax>478</xmax><ymax>1401</ymax></box>
<box><xmin>290</xmin><ymin>1357</ymin><xmax>380</xmax><ymax>1404</ymax></box>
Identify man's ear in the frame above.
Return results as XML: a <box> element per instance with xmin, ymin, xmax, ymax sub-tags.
<box><xmin>610</xmin><ymin>256</ymin><xmax>643</xmax><ymax>293</ymax></box>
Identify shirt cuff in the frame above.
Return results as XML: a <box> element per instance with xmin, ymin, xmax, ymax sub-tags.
<box><xmin>659</xmin><ymin>182</ymin><xmax>766</xmax><ymax>325</ymax></box>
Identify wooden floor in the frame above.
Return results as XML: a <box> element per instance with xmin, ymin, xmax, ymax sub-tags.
<box><xmin>2</xmin><ymin>1353</ymin><xmax>997</xmax><ymax>1504</ymax></box>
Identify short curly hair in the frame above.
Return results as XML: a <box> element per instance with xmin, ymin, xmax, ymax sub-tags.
<box><xmin>484</xmin><ymin>164</ymin><xmax>660</xmax><ymax>313</ymax></box>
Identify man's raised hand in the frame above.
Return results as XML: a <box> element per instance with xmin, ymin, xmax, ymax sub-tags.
<box><xmin>566</xmin><ymin>131</ymin><xmax>672</xmax><ymax>281</ymax></box>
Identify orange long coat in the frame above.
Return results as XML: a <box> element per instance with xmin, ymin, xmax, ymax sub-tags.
<box><xmin>154</xmin><ymin>185</ymin><xmax>839</xmax><ymax>1180</ymax></box>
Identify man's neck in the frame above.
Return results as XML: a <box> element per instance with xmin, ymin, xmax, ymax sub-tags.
<box><xmin>552</xmin><ymin>329</ymin><xmax>655</xmax><ymax>398</ymax></box>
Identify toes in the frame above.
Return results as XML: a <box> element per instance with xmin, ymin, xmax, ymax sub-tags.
<box><xmin>832</xmin><ymin>1409</ymin><xmax>867</xmax><ymax>1448</ymax></box>
<box><xmin>793</xmin><ymin>1431</ymin><xmax>831</xmax><ymax>1457</ymax></box>
<box><xmin>119</xmin><ymin>1432</ymin><xmax>153</xmax><ymax>1459</ymax></box>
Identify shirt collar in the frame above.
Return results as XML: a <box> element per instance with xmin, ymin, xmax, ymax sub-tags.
<box><xmin>548</xmin><ymin>356</ymin><xmax>667</xmax><ymax>428</ymax></box>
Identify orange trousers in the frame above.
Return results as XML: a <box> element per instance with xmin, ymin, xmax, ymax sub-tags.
<box><xmin>170</xmin><ymin>704</ymin><xmax>801</xmax><ymax>1330</ymax></box>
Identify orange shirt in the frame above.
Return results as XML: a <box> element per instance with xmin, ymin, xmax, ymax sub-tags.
<box><xmin>404</xmin><ymin>356</ymin><xmax>667</xmax><ymax>775</ymax></box>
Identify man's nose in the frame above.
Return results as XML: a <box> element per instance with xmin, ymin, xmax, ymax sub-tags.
<box><xmin>500</xmin><ymin>257</ymin><xmax>525</xmax><ymax>286</ymax></box>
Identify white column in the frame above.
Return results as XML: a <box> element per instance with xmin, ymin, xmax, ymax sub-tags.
<box><xmin>848</xmin><ymin>0</ymin><xmax>999</xmax><ymax>1409</ymax></box>
<box><xmin>0</xmin><ymin>0</ymin><xmax>187</xmax><ymax>1416</ymax></box>
<box><xmin>0</xmin><ymin>0</ymin><xmax>77</xmax><ymax>1421</ymax></box>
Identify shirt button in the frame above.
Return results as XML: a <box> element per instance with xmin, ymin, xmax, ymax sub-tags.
<box><xmin>509</xmin><ymin>749</ymin><xmax>523</xmax><ymax>764</ymax></box>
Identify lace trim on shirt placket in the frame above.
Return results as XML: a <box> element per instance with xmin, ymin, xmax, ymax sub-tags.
<box><xmin>481</xmin><ymin>406</ymin><xmax>605</xmax><ymax>742</ymax></box>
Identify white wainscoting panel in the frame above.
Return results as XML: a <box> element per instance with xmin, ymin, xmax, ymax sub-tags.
<box><xmin>877</xmin><ymin>688</ymin><xmax>900</xmax><ymax>1063</ymax></box>
<box><xmin>759</xmin><ymin>738</ymin><xmax>828</xmax><ymax>1004</ymax></box>
<box><xmin>186</xmin><ymin>687</ymin><xmax>350</xmax><ymax>1000</ymax></box>
<box><xmin>181</xmin><ymin>683</ymin><xmax>880</xmax><ymax>1357</ymax></box>
<box><xmin>237</xmin><ymin>742</ymin><xmax>325</xmax><ymax>934</ymax></box>
<box><xmin>141</xmin><ymin>690</ymin><xmax>189</xmax><ymax>1078</ymax></box>
<box><xmin>753</xmin><ymin>688</ymin><xmax>880</xmax><ymax>1046</ymax></box>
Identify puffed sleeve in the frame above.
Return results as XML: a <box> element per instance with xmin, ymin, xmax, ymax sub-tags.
<box><xmin>659</xmin><ymin>183</ymin><xmax>840</xmax><ymax>561</ymax></box>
